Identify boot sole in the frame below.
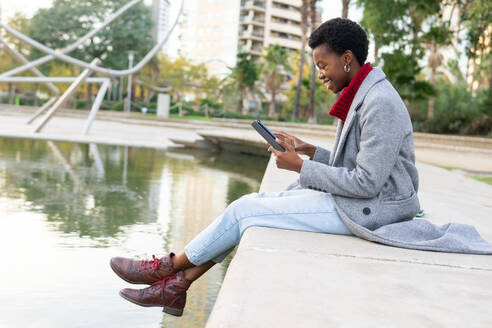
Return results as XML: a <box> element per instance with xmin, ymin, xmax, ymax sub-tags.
<box><xmin>118</xmin><ymin>291</ymin><xmax>184</xmax><ymax>317</ymax></box>
<box><xmin>109</xmin><ymin>259</ymin><xmax>150</xmax><ymax>285</ymax></box>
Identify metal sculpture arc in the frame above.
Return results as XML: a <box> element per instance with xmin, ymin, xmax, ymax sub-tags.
<box><xmin>0</xmin><ymin>0</ymin><xmax>184</xmax><ymax>134</ymax></box>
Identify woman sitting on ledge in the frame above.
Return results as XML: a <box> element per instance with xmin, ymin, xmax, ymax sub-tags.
<box><xmin>110</xmin><ymin>18</ymin><xmax>492</xmax><ymax>317</ymax></box>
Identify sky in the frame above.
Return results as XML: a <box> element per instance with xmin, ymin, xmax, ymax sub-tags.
<box><xmin>1</xmin><ymin>0</ymin><xmax>367</xmax><ymax>58</ymax></box>
<box><xmin>1</xmin><ymin>0</ymin><xmax>362</xmax><ymax>20</ymax></box>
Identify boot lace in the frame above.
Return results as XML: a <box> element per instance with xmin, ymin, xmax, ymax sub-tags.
<box><xmin>138</xmin><ymin>255</ymin><xmax>162</xmax><ymax>271</ymax></box>
<box><xmin>151</xmin><ymin>274</ymin><xmax>177</xmax><ymax>296</ymax></box>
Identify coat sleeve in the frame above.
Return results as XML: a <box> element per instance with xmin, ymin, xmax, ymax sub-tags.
<box><xmin>312</xmin><ymin>146</ymin><xmax>331</xmax><ymax>165</ymax></box>
<box><xmin>299</xmin><ymin>96</ymin><xmax>407</xmax><ymax>198</ymax></box>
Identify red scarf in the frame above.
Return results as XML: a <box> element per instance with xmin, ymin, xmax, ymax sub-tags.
<box><xmin>329</xmin><ymin>62</ymin><xmax>373</xmax><ymax>123</ymax></box>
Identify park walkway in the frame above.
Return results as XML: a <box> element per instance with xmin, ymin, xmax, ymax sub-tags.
<box><xmin>1</xmin><ymin>105</ymin><xmax>491</xmax><ymax>173</ymax></box>
<box><xmin>1</xmin><ymin>105</ymin><xmax>491</xmax><ymax>326</ymax></box>
<box><xmin>205</xmin><ymin>150</ymin><xmax>492</xmax><ymax>327</ymax></box>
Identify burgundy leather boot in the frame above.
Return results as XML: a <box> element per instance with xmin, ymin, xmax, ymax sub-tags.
<box><xmin>110</xmin><ymin>253</ymin><xmax>176</xmax><ymax>285</ymax></box>
<box><xmin>119</xmin><ymin>271</ymin><xmax>192</xmax><ymax>316</ymax></box>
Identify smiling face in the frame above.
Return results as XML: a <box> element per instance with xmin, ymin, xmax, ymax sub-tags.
<box><xmin>313</xmin><ymin>45</ymin><xmax>356</xmax><ymax>94</ymax></box>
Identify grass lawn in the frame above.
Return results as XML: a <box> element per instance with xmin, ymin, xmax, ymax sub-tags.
<box><xmin>169</xmin><ymin>114</ymin><xmax>213</xmax><ymax>121</ymax></box>
<box><xmin>470</xmin><ymin>175</ymin><xmax>492</xmax><ymax>186</ymax></box>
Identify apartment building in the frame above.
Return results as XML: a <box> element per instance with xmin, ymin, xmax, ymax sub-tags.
<box><xmin>177</xmin><ymin>0</ymin><xmax>241</xmax><ymax>76</ymax></box>
<box><xmin>150</xmin><ymin>0</ymin><xmax>171</xmax><ymax>54</ymax></box>
<box><xmin>176</xmin><ymin>0</ymin><xmax>321</xmax><ymax>76</ymax></box>
<box><xmin>238</xmin><ymin>0</ymin><xmax>304</xmax><ymax>58</ymax></box>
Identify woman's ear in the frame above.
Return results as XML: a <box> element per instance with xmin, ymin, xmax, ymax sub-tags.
<box><xmin>343</xmin><ymin>50</ymin><xmax>353</xmax><ymax>65</ymax></box>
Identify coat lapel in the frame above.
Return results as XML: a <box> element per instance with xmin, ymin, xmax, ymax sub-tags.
<box><xmin>329</xmin><ymin>119</ymin><xmax>344</xmax><ymax>165</ymax></box>
<box><xmin>331</xmin><ymin>68</ymin><xmax>386</xmax><ymax>164</ymax></box>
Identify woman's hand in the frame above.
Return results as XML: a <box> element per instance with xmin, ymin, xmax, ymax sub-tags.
<box><xmin>268</xmin><ymin>138</ymin><xmax>304</xmax><ymax>173</ymax></box>
<box><xmin>272</xmin><ymin>131</ymin><xmax>316</xmax><ymax>159</ymax></box>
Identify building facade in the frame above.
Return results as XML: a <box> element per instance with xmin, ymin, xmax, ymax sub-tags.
<box><xmin>151</xmin><ymin>0</ymin><xmax>171</xmax><ymax>54</ymax></box>
<box><xmin>175</xmin><ymin>0</ymin><xmax>321</xmax><ymax>77</ymax></box>
<box><xmin>238</xmin><ymin>0</ymin><xmax>304</xmax><ymax>58</ymax></box>
<box><xmin>177</xmin><ymin>0</ymin><xmax>241</xmax><ymax>77</ymax></box>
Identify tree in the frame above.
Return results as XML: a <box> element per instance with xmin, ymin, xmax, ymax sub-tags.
<box><xmin>136</xmin><ymin>56</ymin><xmax>161</xmax><ymax>102</ymax></box>
<box><xmin>261</xmin><ymin>45</ymin><xmax>290</xmax><ymax>118</ymax></box>
<box><xmin>423</xmin><ymin>23</ymin><xmax>452</xmax><ymax>118</ymax></box>
<box><xmin>342</xmin><ymin>0</ymin><xmax>351</xmax><ymax>19</ymax></box>
<box><xmin>0</xmin><ymin>50</ymin><xmax>16</xmax><ymax>104</ymax></box>
<box><xmin>461</xmin><ymin>0</ymin><xmax>492</xmax><ymax>108</ymax></box>
<box><xmin>222</xmin><ymin>52</ymin><xmax>261</xmax><ymax>114</ymax></box>
<box><xmin>357</xmin><ymin>0</ymin><xmax>441</xmax><ymax>106</ymax></box>
<box><xmin>157</xmin><ymin>54</ymin><xmax>210</xmax><ymax>109</ymax></box>
<box><xmin>283</xmin><ymin>64</ymin><xmax>336</xmax><ymax>122</ymax></box>
<box><xmin>4</xmin><ymin>12</ymin><xmax>32</xmax><ymax>56</ymax></box>
<box><xmin>308</xmin><ymin>0</ymin><xmax>321</xmax><ymax>123</ymax></box>
<box><xmin>1</xmin><ymin>13</ymin><xmax>38</xmax><ymax>103</ymax></box>
<box><xmin>293</xmin><ymin>0</ymin><xmax>309</xmax><ymax>120</ymax></box>
<box><xmin>28</xmin><ymin>0</ymin><xmax>154</xmax><ymax>70</ymax></box>
<box><xmin>358</xmin><ymin>0</ymin><xmax>407</xmax><ymax>65</ymax></box>
<box><xmin>27</xmin><ymin>0</ymin><xmax>154</xmax><ymax>110</ymax></box>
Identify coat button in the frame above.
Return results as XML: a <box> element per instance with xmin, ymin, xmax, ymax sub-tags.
<box><xmin>363</xmin><ymin>207</ymin><xmax>371</xmax><ymax>215</ymax></box>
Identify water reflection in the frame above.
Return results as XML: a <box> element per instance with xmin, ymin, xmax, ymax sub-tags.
<box><xmin>0</xmin><ymin>138</ymin><xmax>268</xmax><ymax>328</ymax></box>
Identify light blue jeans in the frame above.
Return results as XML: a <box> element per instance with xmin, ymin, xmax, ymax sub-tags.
<box><xmin>184</xmin><ymin>189</ymin><xmax>353</xmax><ymax>266</ymax></box>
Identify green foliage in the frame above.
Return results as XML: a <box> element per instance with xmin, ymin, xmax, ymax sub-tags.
<box><xmin>157</xmin><ymin>54</ymin><xmax>213</xmax><ymax>105</ymax></box>
<box><xmin>4</xmin><ymin>12</ymin><xmax>32</xmax><ymax>55</ymax></box>
<box><xmin>462</xmin><ymin>0</ymin><xmax>492</xmax><ymax>60</ymax></box>
<box><xmin>410</xmin><ymin>80</ymin><xmax>492</xmax><ymax>135</ymax></box>
<box><xmin>261</xmin><ymin>45</ymin><xmax>291</xmax><ymax>92</ymax></box>
<box><xmin>261</xmin><ymin>45</ymin><xmax>291</xmax><ymax>117</ymax></box>
<box><xmin>358</xmin><ymin>0</ymin><xmax>442</xmax><ymax>103</ymax></box>
<box><xmin>421</xmin><ymin>111</ymin><xmax>492</xmax><ymax>135</ymax></box>
<box><xmin>282</xmin><ymin>69</ymin><xmax>336</xmax><ymax>124</ymax></box>
<box><xmin>222</xmin><ymin>52</ymin><xmax>262</xmax><ymax>113</ymax></box>
<box><xmin>381</xmin><ymin>50</ymin><xmax>435</xmax><ymax>102</ymax></box>
<box><xmin>27</xmin><ymin>0</ymin><xmax>154</xmax><ymax>71</ymax></box>
<box><xmin>211</xmin><ymin>111</ymin><xmax>259</xmax><ymax>120</ymax></box>
<box><xmin>235</xmin><ymin>52</ymin><xmax>260</xmax><ymax>88</ymax></box>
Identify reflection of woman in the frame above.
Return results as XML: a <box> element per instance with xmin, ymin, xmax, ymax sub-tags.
<box><xmin>110</xmin><ymin>18</ymin><xmax>491</xmax><ymax>317</ymax></box>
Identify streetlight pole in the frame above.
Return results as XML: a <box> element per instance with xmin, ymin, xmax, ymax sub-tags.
<box><xmin>125</xmin><ymin>51</ymin><xmax>135</xmax><ymax>114</ymax></box>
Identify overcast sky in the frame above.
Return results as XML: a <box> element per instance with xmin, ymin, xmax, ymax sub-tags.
<box><xmin>1</xmin><ymin>0</ymin><xmax>366</xmax><ymax>58</ymax></box>
<box><xmin>1</xmin><ymin>0</ymin><xmax>362</xmax><ymax>22</ymax></box>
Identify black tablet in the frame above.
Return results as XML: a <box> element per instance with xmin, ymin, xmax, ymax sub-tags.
<box><xmin>251</xmin><ymin>120</ymin><xmax>285</xmax><ymax>152</ymax></box>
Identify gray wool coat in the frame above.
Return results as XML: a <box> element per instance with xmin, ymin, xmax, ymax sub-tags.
<box><xmin>287</xmin><ymin>67</ymin><xmax>492</xmax><ymax>254</ymax></box>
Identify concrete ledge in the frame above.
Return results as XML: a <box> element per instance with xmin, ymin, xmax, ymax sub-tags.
<box><xmin>206</xmin><ymin>155</ymin><xmax>492</xmax><ymax>327</ymax></box>
<box><xmin>206</xmin><ymin>227</ymin><xmax>491</xmax><ymax>328</ymax></box>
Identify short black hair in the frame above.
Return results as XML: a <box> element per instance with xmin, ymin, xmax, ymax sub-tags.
<box><xmin>308</xmin><ymin>18</ymin><xmax>369</xmax><ymax>66</ymax></box>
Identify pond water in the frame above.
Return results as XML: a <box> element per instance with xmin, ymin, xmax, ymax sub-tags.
<box><xmin>0</xmin><ymin>138</ymin><xmax>268</xmax><ymax>328</ymax></box>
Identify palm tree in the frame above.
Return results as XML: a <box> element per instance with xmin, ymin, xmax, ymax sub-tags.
<box><xmin>262</xmin><ymin>45</ymin><xmax>291</xmax><ymax>118</ymax></box>
<box><xmin>342</xmin><ymin>0</ymin><xmax>351</xmax><ymax>19</ymax></box>
<box><xmin>222</xmin><ymin>52</ymin><xmax>260</xmax><ymax>114</ymax></box>
<box><xmin>423</xmin><ymin>21</ymin><xmax>452</xmax><ymax>119</ymax></box>
<box><xmin>293</xmin><ymin>0</ymin><xmax>309</xmax><ymax>120</ymax></box>
<box><xmin>308</xmin><ymin>0</ymin><xmax>320</xmax><ymax>123</ymax></box>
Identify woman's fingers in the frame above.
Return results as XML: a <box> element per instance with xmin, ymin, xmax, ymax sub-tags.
<box><xmin>273</xmin><ymin>131</ymin><xmax>291</xmax><ymax>139</ymax></box>
<box><xmin>275</xmin><ymin>138</ymin><xmax>294</xmax><ymax>152</ymax></box>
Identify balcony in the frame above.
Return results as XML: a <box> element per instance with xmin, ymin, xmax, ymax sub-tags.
<box><xmin>240</xmin><ymin>15</ymin><xmax>266</xmax><ymax>26</ymax></box>
<box><xmin>241</xmin><ymin>0</ymin><xmax>266</xmax><ymax>12</ymax></box>
<box><xmin>239</xmin><ymin>29</ymin><xmax>265</xmax><ymax>42</ymax></box>
<box><xmin>238</xmin><ymin>45</ymin><xmax>263</xmax><ymax>56</ymax></box>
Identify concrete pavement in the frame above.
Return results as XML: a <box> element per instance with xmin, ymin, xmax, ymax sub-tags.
<box><xmin>1</xmin><ymin>105</ymin><xmax>491</xmax><ymax>326</ymax></box>
<box><xmin>1</xmin><ymin>105</ymin><xmax>491</xmax><ymax>172</ymax></box>
<box><xmin>205</xmin><ymin>154</ymin><xmax>492</xmax><ymax>327</ymax></box>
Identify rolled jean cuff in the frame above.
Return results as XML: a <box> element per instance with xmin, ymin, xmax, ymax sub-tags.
<box><xmin>184</xmin><ymin>243</ymin><xmax>233</xmax><ymax>266</ymax></box>
<box><xmin>183</xmin><ymin>245</ymin><xmax>202</xmax><ymax>266</ymax></box>
<box><xmin>212</xmin><ymin>248</ymin><xmax>234</xmax><ymax>264</ymax></box>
